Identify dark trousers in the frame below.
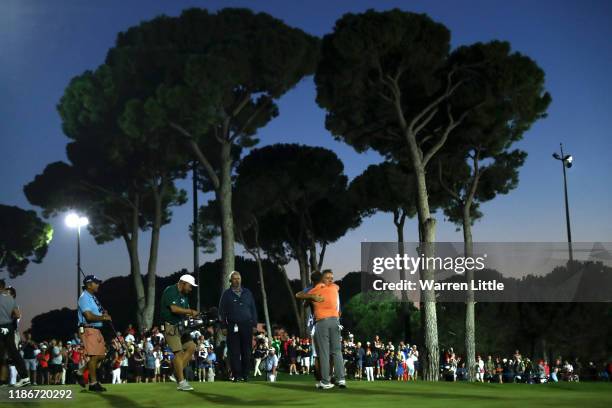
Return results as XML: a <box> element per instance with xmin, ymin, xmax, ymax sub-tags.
<box><xmin>0</xmin><ymin>326</ymin><xmax>28</xmax><ymax>379</ymax></box>
<box><xmin>226</xmin><ymin>322</ymin><xmax>252</xmax><ymax>379</ymax></box>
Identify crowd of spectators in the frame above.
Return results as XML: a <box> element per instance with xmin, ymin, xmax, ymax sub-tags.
<box><xmin>3</xmin><ymin>326</ymin><xmax>612</xmax><ymax>385</ymax></box>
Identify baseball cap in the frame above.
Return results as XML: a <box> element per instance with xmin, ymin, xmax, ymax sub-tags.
<box><xmin>179</xmin><ymin>274</ymin><xmax>198</xmax><ymax>287</ymax></box>
<box><xmin>83</xmin><ymin>275</ymin><xmax>102</xmax><ymax>285</ymax></box>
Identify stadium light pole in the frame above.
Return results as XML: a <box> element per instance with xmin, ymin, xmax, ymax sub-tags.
<box><xmin>66</xmin><ymin>213</ymin><xmax>89</xmax><ymax>304</ymax></box>
<box><xmin>552</xmin><ymin>143</ymin><xmax>573</xmax><ymax>262</ymax></box>
<box><xmin>192</xmin><ymin>160</ymin><xmax>200</xmax><ymax>311</ymax></box>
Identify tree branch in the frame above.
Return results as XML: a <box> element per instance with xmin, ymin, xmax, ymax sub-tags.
<box><xmin>437</xmin><ymin>159</ymin><xmax>462</xmax><ymax>203</ymax></box>
<box><xmin>413</xmin><ymin>107</ymin><xmax>439</xmax><ymax>137</ymax></box>
<box><xmin>422</xmin><ymin>104</ymin><xmax>469</xmax><ymax>168</ymax></box>
<box><xmin>169</xmin><ymin>122</ymin><xmax>220</xmax><ymax>190</ymax></box>
<box><xmin>232</xmin><ymin>92</ymin><xmax>252</xmax><ymax>118</ymax></box>
<box><xmin>230</xmin><ymin>98</ymin><xmax>272</xmax><ymax>142</ymax></box>
<box><xmin>78</xmin><ymin>181</ymin><xmax>138</xmax><ymax>211</ymax></box>
<box><xmin>465</xmin><ymin>149</ymin><xmax>484</xmax><ymax>210</ymax></box>
<box><xmin>408</xmin><ymin>67</ymin><xmax>464</xmax><ymax>134</ymax></box>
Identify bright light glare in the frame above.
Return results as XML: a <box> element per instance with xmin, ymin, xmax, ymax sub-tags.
<box><xmin>65</xmin><ymin>213</ymin><xmax>89</xmax><ymax>228</ymax></box>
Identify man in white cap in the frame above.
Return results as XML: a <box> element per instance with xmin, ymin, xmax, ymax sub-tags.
<box><xmin>159</xmin><ymin>274</ymin><xmax>199</xmax><ymax>391</ymax></box>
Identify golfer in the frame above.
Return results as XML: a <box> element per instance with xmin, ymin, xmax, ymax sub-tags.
<box><xmin>301</xmin><ymin>269</ymin><xmax>346</xmax><ymax>389</ymax></box>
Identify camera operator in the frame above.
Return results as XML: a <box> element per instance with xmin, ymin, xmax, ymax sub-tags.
<box><xmin>75</xmin><ymin>275</ymin><xmax>111</xmax><ymax>392</ymax></box>
<box><xmin>159</xmin><ymin>274</ymin><xmax>198</xmax><ymax>391</ymax></box>
<box><xmin>0</xmin><ymin>280</ymin><xmax>30</xmax><ymax>387</ymax></box>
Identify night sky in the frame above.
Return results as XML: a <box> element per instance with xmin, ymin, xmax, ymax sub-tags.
<box><xmin>1</xmin><ymin>0</ymin><xmax>611</xmax><ymax>331</ymax></box>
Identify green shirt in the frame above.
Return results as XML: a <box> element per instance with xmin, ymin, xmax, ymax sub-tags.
<box><xmin>160</xmin><ymin>284</ymin><xmax>189</xmax><ymax>324</ymax></box>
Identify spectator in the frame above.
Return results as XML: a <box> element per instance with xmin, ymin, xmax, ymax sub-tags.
<box><xmin>21</xmin><ymin>333</ymin><xmax>37</xmax><ymax>385</ymax></box>
<box><xmin>300</xmin><ymin>339</ymin><xmax>311</xmax><ymax>375</ymax></box>
<box><xmin>406</xmin><ymin>347</ymin><xmax>416</xmax><ymax>381</ymax></box>
<box><xmin>205</xmin><ymin>345</ymin><xmax>216</xmax><ymax>382</ymax></box>
<box><xmin>495</xmin><ymin>357</ymin><xmax>504</xmax><ymax>383</ymax></box>
<box><xmin>253</xmin><ymin>343</ymin><xmax>266</xmax><ymax>377</ymax></box>
<box><xmin>197</xmin><ymin>343</ymin><xmax>208</xmax><ymax>382</ymax></box>
<box><xmin>411</xmin><ymin>345</ymin><xmax>419</xmax><ymax>381</ymax></box>
<box><xmin>160</xmin><ymin>353</ymin><xmax>172</xmax><ymax>382</ymax></box>
<box><xmin>131</xmin><ymin>345</ymin><xmax>144</xmax><ymax>383</ymax></box>
<box><xmin>265</xmin><ymin>348</ymin><xmax>278</xmax><ymax>382</ymax></box>
<box><xmin>475</xmin><ymin>355</ymin><xmax>485</xmax><ymax>382</ymax></box>
<box><xmin>144</xmin><ymin>347</ymin><xmax>156</xmax><ymax>383</ymax></box>
<box><xmin>364</xmin><ymin>349</ymin><xmax>375</xmax><ymax>381</ymax></box>
<box><xmin>355</xmin><ymin>342</ymin><xmax>365</xmax><ymax>380</ymax></box>
<box><xmin>36</xmin><ymin>344</ymin><xmax>50</xmax><ymax>385</ymax></box>
<box><xmin>288</xmin><ymin>338</ymin><xmax>298</xmax><ymax>375</ymax></box>
<box><xmin>485</xmin><ymin>355</ymin><xmax>495</xmax><ymax>382</ymax></box>
<box><xmin>111</xmin><ymin>351</ymin><xmax>123</xmax><ymax>384</ymax></box>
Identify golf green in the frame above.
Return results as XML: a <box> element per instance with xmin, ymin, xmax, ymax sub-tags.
<box><xmin>3</xmin><ymin>377</ymin><xmax>611</xmax><ymax>407</ymax></box>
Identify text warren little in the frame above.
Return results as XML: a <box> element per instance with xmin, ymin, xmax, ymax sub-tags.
<box><xmin>372</xmin><ymin>279</ymin><xmax>505</xmax><ymax>291</ymax></box>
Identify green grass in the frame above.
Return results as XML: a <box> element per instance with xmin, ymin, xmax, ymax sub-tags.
<box><xmin>5</xmin><ymin>376</ymin><xmax>612</xmax><ymax>408</ymax></box>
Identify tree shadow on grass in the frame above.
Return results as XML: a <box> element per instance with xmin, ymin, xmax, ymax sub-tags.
<box><xmin>258</xmin><ymin>381</ymin><xmax>505</xmax><ymax>400</ymax></box>
<box><xmin>190</xmin><ymin>390</ymin><xmax>310</xmax><ymax>406</ymax></box>
<box><xmin>90</xmin><ymin>391</ymin><xmax>148</xmax><ymax>408</ymax></box>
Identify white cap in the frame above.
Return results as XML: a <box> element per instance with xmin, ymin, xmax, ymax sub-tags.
<box><xmin>179</xmin><ymin>274</ymin><xmax>198</xmax><ymax>287</ymax></box>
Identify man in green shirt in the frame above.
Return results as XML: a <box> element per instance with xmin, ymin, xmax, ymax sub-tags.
<box><xmin>160</xmin><ymin>274</ymin><xmax>199</xmax><ymax>391</ymax></box>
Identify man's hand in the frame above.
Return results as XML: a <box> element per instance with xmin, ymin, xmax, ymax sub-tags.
<box><xmin>189</xmin><ymin>309</ymin><xmax>199</xmax><ymax>317</ymax></box>
<box><xmin>0</xmin><ymin>328</ymin><xmax>9</xmax><ymax>335</ymax></box>
<box><xmin>103</xmin><ymin>313</ymin><xmax>112</xmax><ymax>321</ymax></box>
<box><xmin>312</xmin><ymin>294</ymin><xmax>325</xmax><ymax>303</ymax></box>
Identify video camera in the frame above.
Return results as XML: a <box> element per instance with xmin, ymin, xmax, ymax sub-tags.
<box><xmin>177</xmin><ymin>308</ymin><xmax>219</xmax><ymax>335</ymax></box>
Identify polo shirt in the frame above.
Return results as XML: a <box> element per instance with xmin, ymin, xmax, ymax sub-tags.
<box><xmin>160</xmin><ymin>284</ymin><xmax>189</xmax><ymax>324</ymax></box>
<box><xmin>0</xmin><ymin>292</ymin><xmax>16</xmax><ymax>325</ymax></box>
<box><xmin>308</xmin><ymin>283</ymin><xmax>341</xmax><ymax>320</ymax></box>
<box><xmin>77</xmin><ymin>290</ymin><xmax>103</xmax><ymax>328</ymax></box>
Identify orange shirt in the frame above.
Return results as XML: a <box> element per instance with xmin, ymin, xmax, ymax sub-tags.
<box><xmin>308</xmin><ymin>283</ymin><xmax>340</xmax><ymax>320</ymax></box>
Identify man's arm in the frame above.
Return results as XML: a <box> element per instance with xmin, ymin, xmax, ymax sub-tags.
<box><xmin>12</xmin><ymin>307</ymin><xmax>20</xmax><ymax>320</ymax></box>
<box><xmin>169</xmin><ymin>304</ymin><xmax>198</xmax><ymax>316</ymax></box>
<box><xmin>83</xmin><ymin>310</ymin><xmax>110</xmax><ymax>322</ymax></box>
<box><xmin>296</xmin><ymin>286</ymin><xmax>324</xmax><ymax>302</ymax></box>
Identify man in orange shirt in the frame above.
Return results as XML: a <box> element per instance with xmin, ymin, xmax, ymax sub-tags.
<box><xmin>302</xmin><ymin>269</ymin><xmax>346</xmax><ymax>389</ymax></box>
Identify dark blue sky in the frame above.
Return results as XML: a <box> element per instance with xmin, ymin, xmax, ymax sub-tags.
<box><xmin>1</xmin><ymin>0</ymin><xmax>611</xmax><ymax>330</ymax></box>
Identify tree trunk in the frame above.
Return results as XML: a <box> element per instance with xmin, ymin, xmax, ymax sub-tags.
<box><xmin>395</xmin><ymin>210</ymin><xmax>412</xmax><ymax>342</ymax></box>
<box><xmin>317</xmin><ymin>242</ymin><xmax>327</xmax><ymax>271</ymax></box>
<box><xmin>308</xmin><ymin>242</ymin><xmax>318</xmax><ymax>273</ymax></box>
<box><xmin>279</xmin><ymin>264</ymin><xmax>305</xmax><ymax>338</ymax></box>
<box><xmin>254</xmin><ymin>251</ymin><xmax>273</xmax><ymax>339</ymax></box>
<box><xmin>247</xmin><ymin>220</ymin><xmax>273</xmax><ymax>340</ymax></box>
<box><xmin>296</xmin><ymin>247</ymin><xmax>310</xmax><ymax>289</ymax></box>
<box><xmin>218</xmin><ymin>142</ymin><xmax>235</xmax><ymax>290</ymax></box>
<box><xmin>142</xmin><ymin>185</ymin><xmax>163</xmax><ymax>331</ymax></box>
<box><xmin>126</xmin><ymin>196</ymin><xmax>146</xmax><ymax>332</ymax></box>
<box><xmin>414</xmin><ymin>167</ymin><xmax>439</xmax><ymax>382</ymax></box>
<box><xmin>463</xmin><ymin>208</ymin><xmax>476</xmax><ymax>382</ymax></box>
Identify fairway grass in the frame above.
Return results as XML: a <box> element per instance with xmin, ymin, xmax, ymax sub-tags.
<box><xmin>4</xmin><ymin>377</ymin><xmax>612</xmax><ymax>408</ymax></box>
